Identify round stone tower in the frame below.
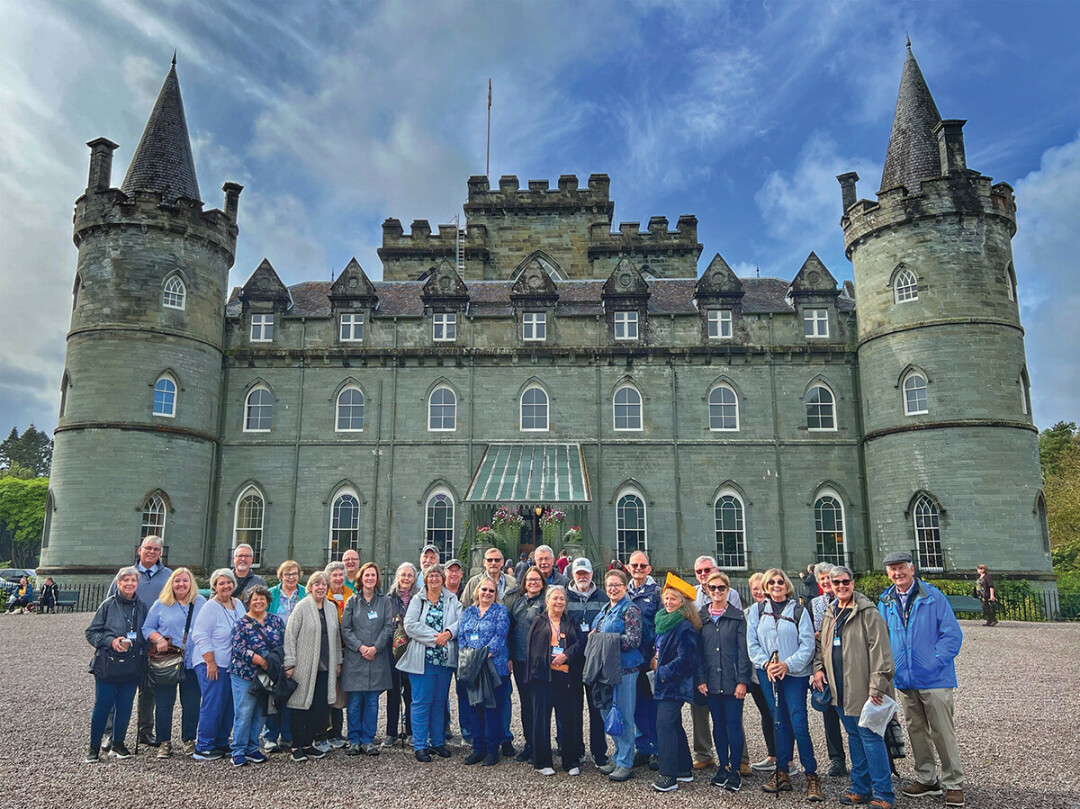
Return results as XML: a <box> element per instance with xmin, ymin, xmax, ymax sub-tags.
<box><xmin>39</xmin><ymin>61</ymin><xmax>241</xmax><ymax>582</ymax></box>
<box><xmin>839</xmin><ymin>46</ymin><xmax>1051</xmax><ymax>580</ymax></box>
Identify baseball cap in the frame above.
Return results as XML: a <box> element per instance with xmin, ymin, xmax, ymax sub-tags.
<box><xmin>571</xmin><ymin>557</ymin><xmax>593</xmax><ymax>574</ymax></box>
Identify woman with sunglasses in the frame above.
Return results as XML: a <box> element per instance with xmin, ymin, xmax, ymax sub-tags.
<box><xmin>746</xmin><ymin>572</ymin><xmax>778</xmax><ymax>773</ymax></box>
<box><xmin>746</xmin><ymin>568</ymin><xmax>822</xmax><ymax>802</ymax></box>
<box><xmin>697</xmin><ymin>571</ymin><xmax>752</xmax><ymax>792</ymax></box>
<box><xmin>813</xmin><ymin>566</ymin><xmax>896</xmax><ymax>809</ymax></box>
<box><xmin>506</xmin><ymin>566</ymin><xmax>548</xmax><ymax>761</ymax></box>
<box><xmin>457</xmin><ymin>576</ymin><xmax>511</xmax><ymax>766</ymax></box>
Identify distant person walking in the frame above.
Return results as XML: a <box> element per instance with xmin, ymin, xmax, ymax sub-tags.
<box><xmin>975</xmin><ymin>565</ymin><xmax>997</xmax><ymax>626</ymax></box>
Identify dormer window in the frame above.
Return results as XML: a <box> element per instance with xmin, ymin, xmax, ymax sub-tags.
<box><xmin>250</xmin><ymin>314</ymin><xmax>274</xmax><ymax>342</ymax></box>
<box><xmin>707</xmin><ymin>310</ymin><xmax>732</xmax><ymax>339</ymax></box>
<box><xmin>804</xmin><ymin>309</ymin><xmax>828</xmax><ymax>338</ymax></box>
<box><xmin>614</xmin><ymin>310</ymin><xmax>638</xmax><ymax>341</ymax></box>
<box><xmin>340</xmin><ymin>313</ymin><xmax>364</xmax><ymax>342</ymax></box>
<box><xmin>433</xmin><ymin>313</ymin><xmax>456</xmax><ymax>342</ymax></box>
<box><xmin>523</xmin><ymin>312</ymin><xmax>546</xmax><ymax>341</ymax></box>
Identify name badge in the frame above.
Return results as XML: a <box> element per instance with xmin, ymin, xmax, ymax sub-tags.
<box><xmin>126</xmin><ymin>631</ymin><xmax>137</xmax><ymax>642</ymax></box>
<box><xmin>469</xmin><ymin>632</ymin><xmax>480</xmax><ymax>642</ymax></box>
<box><xmin>580</xmin><ymin>622</ymin><xmax>589</xmax><ymax>633</ymax></box>
<box><xmin>552</xmin><ymin>646</ymin><xmax>564</xmax><ymax>656</ymax></box>
<box><xmin>833</xmin><ymin>636</ymin><xmax>841</xmax><ymax>647</ymax></box>
<box><xmin>367</xmin><ymin>610</ymin><xmax>378</xmax><ymax>620</ymax></box>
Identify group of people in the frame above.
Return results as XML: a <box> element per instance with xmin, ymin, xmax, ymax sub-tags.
<box><xmin>4</xmin><ymin>575</ymin><xmax>58</xmax><ymax>613</ymax></box>
<box><xmin>83</xmin><ymin>537</ymin><xmax>968</xmax><ymax>808</ymax></box>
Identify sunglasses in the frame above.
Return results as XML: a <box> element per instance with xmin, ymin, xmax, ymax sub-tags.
<box><xmin>767</xmin><ymin>579</ymin><xmax>786</xmax><ymax>587</ymax></box>
<box><xmin>831</xmin><ymin>579</ymin><xmax>853</xmax><ymax>587</ymax></box>
<box><xmin>479</xmin><ymin>588</ymin><xmax>496</xmax><ymax>594</ymax></box>
<box><xmin>628</xmin><ymin>563</ymin><xmax>649</xmax><ymax>569</ymax></box>
<box><xmin>484</xmin><ymin>557</ymin><xmax>502</xmax><ymax>563</ymax></box>
<box><xmin>707</xmin><ymin>584</ymin><xmax>728</xmax><ymax>593</ymax></box>
<box><xmin>695</xmin><ymin>568</ymin><xmax>714</xmax><ymax>575</ymax></box>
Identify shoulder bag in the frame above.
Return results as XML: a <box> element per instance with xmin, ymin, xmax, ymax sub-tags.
<box><xmin>147</xmin><ymin>603</ymin><xmax>194</xmax><ymax>688</ymax></box>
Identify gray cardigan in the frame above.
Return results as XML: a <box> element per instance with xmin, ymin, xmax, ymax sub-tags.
<box><xmin>396</xmin><ymin>589</ymin><xmax>461</xmax><ymax>675</ymax></box>
<box><xmin>284</xmin><ymin>595</ymin><xmax>343</xmax><ymax>710</ymax></box>
<box><xmin>340</xmin><ymin>590</ymin><xmax>394</xmax><ymax>693</ymax></box>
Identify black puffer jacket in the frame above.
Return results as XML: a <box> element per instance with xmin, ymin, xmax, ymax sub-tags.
<box><xmin>86</xmin><ymin>593</ymin><xmax>149</xmax><ymax>654</ymax></box>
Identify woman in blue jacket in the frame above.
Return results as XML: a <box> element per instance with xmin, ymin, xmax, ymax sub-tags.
<box><xmin>458</xmin><ymin>576</ymin><xmax>511</xmax><ymax>766</ymax></box>
<box><xmin>650</xmin><ymin>576</ymin><xmax>701</xmax><ymax>793</ymax></box>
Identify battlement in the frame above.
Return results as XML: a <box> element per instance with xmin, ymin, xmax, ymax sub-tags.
<box><xmin>588</xmin><ymin>214</ymin><xmax>700</xmax><ymax>258</ymax></box>
<box><xmin>464</xmin><ymin>174</ymin><xmax>615</xmax><ymax>216</ymax></box>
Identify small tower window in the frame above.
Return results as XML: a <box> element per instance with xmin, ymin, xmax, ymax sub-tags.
<box><xmin>903</xmin><ymin>372</ymin><xmax>928</xmax><ymax>416</ymax></box>
<box><xmin>428</xmin><ymin>386</ymin><xmax>457</xmax><ymax>431</ymax></box>
<box><xmin>1020</xmin><ymin>367</ymin><xmax>1032</xmax><ymax>416</ymax></box>
<box><xmin>244</xmin><ymin>386</ymin><xmax>273</xmax><ymax>432</ymax></box>
<box><xmin>913</xmin><ymin>495</ymin><xmax>944</xmax><ymax>572</ymax></box>
<box><xmin>520</xmin><ymin>385</ymin><xmax>549</xmax><ymax>432</ymax></box>
<box><xmin>708</xmin><ymin>309</ymin><xmax>733</xmax><ymax>339</ymax></box>
<box><xmin>804</xmin><ymin>309</ymin><xmax>829</xmax><ymax>338</ymax></box>
<box><xmin>72</xmin><ymin>274</ymin><xmax>81</xmax><ymax>311</ymax></box>
<box><xmin>340</xmin><ymin>313</ymin><xmax>364</xmax><ymax>342</ymax></box>
<box><xmin>1006</xmin><ymin>264</ymin><xmax>1018</xmax><ymax>303</ymax></box>
<box><xmin>613</xmin><ymin>385</ymin><xmax>643</xmax><ymax>431</ymax></box>
<box><xmin>893</xmin><ymin>268</ymin><xmax>918</xmax><ymax>303</ymax></box>
<box><xmin>163</xmin><ymin>275</ymin><xmax>186</xmax><ymax>310</ymax></box>
<box><xmin>614</xmin><ymin>311</ymin><xmax>639</xmax><ymax>340</ymax></box>
<box><xmin>433</xmin><ymin>313</ymin><xmax>457</xmax><ymax>341</ymax></box>
<box><xmin>709</xmin><ymin>384</ymin><xmax>739</xmax><ymax>431</ymax></box>
<box><xmin>806</xmin><ymin>384</ymin><xmax>836</xmax><ymax>431</ymax></box>
<box><xmin>153</xmin><ymin>374</ymin><xmax>177</xmax><ymax>418</ymax></box>
<box><xmin>250</xmin><ymin>314</ymin><xmax>274</xmax><ymax>342</ymax></box>
<box><xmin>336</xmin><ymin>386</ymin><xmax>365</xmax><ymax>432</ymax></box>
<box><xmin>523</xmin><ymin>312</ymin><xmax>547</xmax><ymax>341</ymax></box>
<box><xmin>59</xmin><ymin>372</ymin><xmax>70</xmax><ymax>419</ymax></box>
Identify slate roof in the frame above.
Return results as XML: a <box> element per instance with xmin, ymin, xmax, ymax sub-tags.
<box><xmin>880</xmin><ymin>45</ymin><xmax>942</xmax><ymax>194</ymax></box>
<box><xmin>121</xmin><ymin>63</ymin><xmax>201</xmax><ymax>203</ymax></box>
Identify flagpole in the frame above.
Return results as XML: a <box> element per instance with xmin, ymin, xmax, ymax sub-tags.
<box><xmin>486</xmin><ymin>79</ymin><xmax>492</xmax><ymax>178</ymax></box>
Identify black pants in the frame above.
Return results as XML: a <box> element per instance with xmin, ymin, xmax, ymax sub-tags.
<box><xmin>583</xmin><ymin>680</ymin><xmax>608</xmax><ymax>760</ymax></box>
<box><xmin>982</xmin><ymin>600</ymin><xmax>996</xmax><ymax>624</ymax></box>
<box><xmin>532</xmin><ymin>672</ymin><xmax>583</xmax><ymax>770</ymax></box>
<box><xmin>656</xmin><ymin>699</ymin><xmax>692</xmax><ymax>778</ymax></box>
<box><xmin>329</xmin><ymin>706</ymin><xmax>343</xmax><ymax>739</ymax></box>
<box><xmin>748</xmin><ymin>680</ymin><xmax>776</xmax><ymax>758</ymax></box>
<box><xmin>291</xmin><ymin>670</ymin><xmax>330</xmax><ymax>749</ymax></box>
<box><xmin>824</xmin><ymin>703</ymin><xmax>846</xmax><ymax>763</ymax></box>
<box><xmin>386</xmin><ymin>665</ymin><xmax>412</xmax><ymax>738</ymax></box>
<box><xmin>512</xmin><ymin>661</ymin><xmax>534</xmax><ymax>745</ymax></box>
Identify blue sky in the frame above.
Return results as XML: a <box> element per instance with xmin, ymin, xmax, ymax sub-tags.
<box><xmin>1</xmin><ymin>0</ymin><xmax>1077</xmax><ymax>436</ymax></box>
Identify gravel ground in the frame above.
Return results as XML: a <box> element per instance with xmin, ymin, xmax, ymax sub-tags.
<box><xmin>1</xmin><ymin>615</ymin><xmax>1077</xmax><ymax>809</ymax></box>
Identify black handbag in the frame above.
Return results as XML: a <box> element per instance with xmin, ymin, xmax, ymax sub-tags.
<box><xmin>147</xmin><ymin>603</ymin><xmax>195</xmax><ymax>688</ymax></box>
<box><xmin>884</xmin><ymin>715</ymin><xmax>907</xmax><ymax>760</ymax></box>
<box><xmin>92</xmin><ymin>646</ymin><xmax>140</xmax><ymax>683</ymax></box>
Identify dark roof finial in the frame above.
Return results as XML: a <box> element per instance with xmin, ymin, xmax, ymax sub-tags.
<box><xmin>172</xmin><ymin>50</ymin><xmax>177</xmax><ymax>66</ymax></box>
<box><xmin>906</xmin><ymin>33</ymin><xmax>911</xmax><ymax>50</ymax></box>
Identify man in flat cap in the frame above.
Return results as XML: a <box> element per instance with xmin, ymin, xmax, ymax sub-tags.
<box><xmin>877</xmin><ymin>551</ymin><xmax>965</xmax><ymax>808</ymax></box>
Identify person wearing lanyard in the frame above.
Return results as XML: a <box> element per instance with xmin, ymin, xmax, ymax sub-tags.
<box><xmin>814</xmin><ymin>566</ymin><xmax>896</xmax><ymax>809</ymax></box>
<box><xmin>323</xmin><ymin>561</ymin><xmax>354</xmax><ymax>750</ymax></box>
<box><xmin>263</xmin><ymin>560</ymin><xmax>304</xmax><ymax>754</ymax></box>
<box><xmin>565</xmin><ymin>556</ymin><xmax>608</xmax><ymax>767</ymax></box>
<box><xmin>189</xmin><ymin>568</ymin><xmax>245</xmax><ymax>760</ymax></box>
<box><xmin>458</xmin><ymin>576</ymin><xmax>511</xmax><ymax>766</ymax></box>
<box><xmin>341</xmin><ymin>562</ymin><xmax>394</xmax><ymax>756</ymax></box>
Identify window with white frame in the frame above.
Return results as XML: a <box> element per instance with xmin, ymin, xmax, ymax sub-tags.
<box><xmin>616</xmin><ymin>490</ymin><xmax>647</xmax><ymax>559</ymax></box>
<box><xmin>1020</xmin><ymin>367</ymin><xmax>1032</xmax><ymax>416</ymax></box>
<box><xmin>913</xmin><ymin>495</ymin><xmax>943</xmax><ymax>571</ymax></box>
<box><xmin>714</xmin><ymin>492</ymin><xmax>746</xmax><ymax>569</ymax></box>
<box><xmin>523</xmin><ymin>311</ymin><xmax>547</xmax><ymax>341</ymax></box>
<box><xmin>903</xmin><ymin>372</ymin><xmax>928</xmax><ymax>415</ymax></box>
<box><xmin>153</xmin><ymin>374</ymin><xmax>177</xmax><ymax>418</ymax></box>
<box><xmin>1006</xmin><ymin>265</ymin><xmax>1017</xmax><ymax>302</ymax></box>
<box><xmin>805</xmin><ymin>384</ymin><xmax>836</xmax><ymax>430</ymax></box>
<box><xmin>163</xmin><ymin>275</ymin><xmax>186</xmax><ymax>310</ymax></box>
<box><xmin>233</xmin><ymin>486</ymin><xmax>264</xmax><ymax>566</ymax></box>
<box><xmin>709</xmin><ymin>384</ymin><xmax>739</xmax><ymax>431</ymax></box>
<box><xmin>340</xmin><ymin>313</ymin><xmax>364</xmax><ymax>342</ymax></box>
<box><xmin>426</xmin><ymin>491</ymin><xmax>455</xmax><ymax>561</ymax></box>
<box><xmin>329</xmin><ymin>490</ymin><xmax>360</xmax><ymax>562</ymax></box>
<box><xmin>614</xmin><ymin>310</ymin><xmax>638</xmax><ymax>340</ymax></box>
<box><xmin>141</xmin><ymin>493</ymin><xmax>167</xmax><ymax>541</ymax></box>
<box><xmin>613</xmin><ymin>385</ymin><xmax>642</xmax><ymax>431</ymax></box>
<box><xmin>708</xmin><ymin>309</ymin><xmax>733</xmax><ymax>339</ymax></box>
<box><xmin>804</xmin><ymin>309</ymin><xmax>829</xmax><ymax>338</ymax></box>
<box><xmin>336</xmin><ymin>387</ymin><xmax>365</xmax><ymax>432</ymax></box>
<box><xmin>814</xmin><ymin>493</ymin><xmax>846</xmax><ymax>565</ymax></box>
<box><xmin>244</xmin><ymin>386</ymin><xmax>273</xmax><ymax>432</ymax></box>
<box><xmin>520</xmin><ymin>386</ymin><xmax>549</xmax><ymax>431</ymax></box>
<box><xmin>893</xmin><ymin>268</ymin><xmax>918</xmax><ymax>303</ymax></box>
<box><xmin>428</xmin><ymin>386</ymin><xmax>457</xmax><ymax>431</ymax></box>
<box><xmin>250</xmin><ymin>314</ymin><xmax>274</xmax><ymax>342</ymax></box>
<box><xmin>433</xmin><ymin>312</ymin><xmax>457</xmax><ymax>341</ymax></box>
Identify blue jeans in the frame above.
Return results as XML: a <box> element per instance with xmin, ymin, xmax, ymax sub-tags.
<box><xmin>230</xmin><ymin>675</ymin><xmax>264</xmax><ymax>758</ymax></box>
<box><xmin>757</xmin><ymin>670</ymin><xmax>817</xmax><ymax>775</ymax></box>
<box><xmin>263</xmin><ymin>706</ymin><xmax>292</xmax><ymax>745</ymax></box>
<box><xmin>841</xmin><ymin>713</ymin><xmax>895</xmax><ymax>803</ymax></box>
<box><xmin>609</xmin><ymin>671</ymin><xmax>638</xmax><ymax>769</ymax></box>
<box><xmin>195</xmin><ymin>664</ymin><xmax>234</xmax><ymax>753</ymax></box>
<box><xmin>347</xmin><ymin>691</ymin><xmax>380</xmax><ymax>746</ymax></box>
<box><xmin>154</xmin><ymin>669</ymin><xmax>201</xmax><ymax>743</ymax></box>
<box><xmin>707</xmin><ymin>693</ymin><xmax>745</xmax><ymax>772</ymax></box>
<box><xmin>409</xmin><ymin>663</ymin><xmax>453</xmax><ymax>750</ymax></box>
<box><xmin>465</xmin><ymin>679</ymin><xmax>508</xmax><ymax>756</ymax></box>
<box><xmin>634</xmin><ymin>674</ymin><xmax>657</xmax><ymax>754</ymax></box>
<box><xmin>90</xmin><ymin>677</ymin><xmax>138</xmax><ymax>747</ymax></box>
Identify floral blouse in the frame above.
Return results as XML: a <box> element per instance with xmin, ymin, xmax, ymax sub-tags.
<box><xmin>424</xmin><ymin>597</ymin><xmax>449</xmax><ymax>668</ymax></box>
<box><xmin>458</xmin><ymin>603</ymin><xmax>510</xmax><ymax>677</ymax></box>
<box><xmin>230</xmin><ymin>612</ymin><xmax>285</xmax><ymax>681</ymax></box>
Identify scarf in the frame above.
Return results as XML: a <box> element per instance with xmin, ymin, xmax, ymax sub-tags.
<box><xmin>654</xmin><ymin>608</ymin><xmax>686</xmax><ymax>636</ymax></box>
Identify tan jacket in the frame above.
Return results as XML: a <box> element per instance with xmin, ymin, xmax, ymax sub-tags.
<box><xmin>814</xmin><ymin>591</ymin><xmax>895</xmax><ymax>717</ymax></box>
<box><xmin>460</xmin><ymin>571</ymin><xmax>517</xmax><ymax>607</ymax></box>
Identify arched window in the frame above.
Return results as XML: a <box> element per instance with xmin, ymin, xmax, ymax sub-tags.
<box><xmin>613</xmin><ymin>385</ymin><xmax>642</xmax><ymax>431</ymax></box>
<box><xmin>141</xmin><ymin>493</ymin><xmax>167</xmax><ymax>541</ymax></box>
<box><xmin>426</xmin><ymin>491</ymin><xmax>455</xmax><ymax>560</ymax></box>
<box><xmin>329</xmin><ymin>490</ymin><xmax>360</xmax><ymax>562</ymax></box>
<box><xmin>893</xmin><ymin>268</ymin><xmax>918</xmax><ymax>303</ymax></box>
<box><xmin>520</xmin><ymin>385</ymin><xmax>549</xmax><ymax>431</ymax></box>
<box><xmin>163</xmin><ymin>274</ymin><xmax>186</xmax><ymax>310</ymax></box>
<box><xmin>336</xmin><ymin>386</ymin><xmax>365</xmax><ymax>432</ymax></box>
<box><xmin>616</xmin><ymin>490</ymin><xmax>647</xmax><ymax>559</ymax></box>
<box><xmin>245</xmin><ymin>386</ymin><xmax>273</xmax><ymax>432</ymax></box>
<box><xmin>1006</xmin><ymin>264</ymin><xmax>1018</xmax><ymax>303</ymax></box>
<box><xmin>429</xmin><ymin>386</ymin><xmax>457</xmax><ymax>431</ymax></box>
<box><xmin>234</xmin><ymin>486</ymin><xmax>265</xmax><ymax>566</ymax></box>
<box><xmin>1020</xmin><ymin>367</ymin><xmax>1032</xmax><ymax>416</ymax></box>
<box><xmin>913</xmin><ymin>495</ymin><xmax>943</xmax><ymax>571</ymax></box>
<box><xmin>153</xmin><ymin>374</ymin><xmax>177</xmax><ymax>418</ymax></box>
<box><xmin>903</xmin><ymin>372</ymin><xmax>928</xmax><ymax>416</ymax></box>
<box><xmin>714</xmin><ymin>491</ymin><xmax>746</xmax><ymax>569</ymax></box>
<box><xmin>806</xmin><ymin>384</ymin><xmax>836</xmax><ymax>431</ymax></box>
<box><xmin>814</xmin><ymin>493</ymin><xmax>846</xmax><ymax>565</ymax></box>
<box><xmin>709</xmin><ymin>384</ymin><xmax>739</xmax><ymax>431</ymax></box>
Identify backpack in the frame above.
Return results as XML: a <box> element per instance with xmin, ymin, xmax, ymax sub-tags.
<box><xmin>754</xmin><ymin>599</ymin><xmax>806</xmax><ymax>630</ymax></box>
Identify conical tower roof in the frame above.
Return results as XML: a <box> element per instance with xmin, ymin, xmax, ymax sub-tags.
<box><xmin>879</xmin><ymin>44</ymin><xmax>942</xmax><ymax>194</ymax></box>
<box><xmin>121</xmin><ymin>59</ymin><xmax>201</xmax><ymax>202</ymax></box>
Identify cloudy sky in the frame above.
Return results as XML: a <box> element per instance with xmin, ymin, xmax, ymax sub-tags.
<box><xmin>1</xmin><ymin>0</ymin><xmax>1077</xmax><ymax>436</ymax></box>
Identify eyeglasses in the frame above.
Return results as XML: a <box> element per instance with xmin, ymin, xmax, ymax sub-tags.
<box><xmin>484</xmin><ymin>557</ymin><xmax>502</xmax><ymax>563</ymax></box>
<box><xmin>628</xmin><ymin>563</ymin><xmax>649</xmax><ymax>569</ymax></box>
<box><xmin>235</xmin><ymin>553</ymin><xmax>253</xmax><ymax>559</ymax></box>
<box><xmin>283</xmin><ymin>571</ymin><xmax>299</xmax><ymax>577</ymax></box>
<box><xmin>707</xmin><ymin>584</ymin><xmax>728</xmax><ymax>593</ymax></box>
<box><xmin>695</xmin><ymin>568</ymin><xmax>714</xmax><ymax>575</ymax></box>
<box><xmin>831</xmin><ymin>579</ymin><xmax>853</xmax><ymax>587</ymax></box>
<box><xmin>606</xmin><ymin>582</ymin><xmax>626</xmax><ymax>589</ymax></box>
<box><xmin>767</xmin><ymin>579</ymin><xmax>786</xmax><ymax>587</ymax></box>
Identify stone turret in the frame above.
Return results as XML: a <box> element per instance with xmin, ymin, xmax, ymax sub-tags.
<box><xmin>41</xmin><ymin>60</ymin><xmax>240</xmax><ymax>581</ymax></box>
<box><xmin>839</xmin><ymin>44</ymin><xmax>1050</xmax><ymax>580</ymax></box>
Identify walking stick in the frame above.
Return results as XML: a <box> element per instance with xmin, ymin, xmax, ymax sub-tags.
<box><xmin>768</xmin><ymin>650</ymin><xmax>781</xmax><ymax>799</ymax></box>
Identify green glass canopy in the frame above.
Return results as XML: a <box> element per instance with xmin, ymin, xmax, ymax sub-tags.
<box><xmin>466</xmin><ymin>443</ymin><xmax>591</xmax><ymax>503</ymax></box>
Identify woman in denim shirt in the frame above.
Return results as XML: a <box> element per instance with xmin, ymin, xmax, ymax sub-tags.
<box><xmin>458</xmin><ymin>576</ymin><xmax>511</xmax><ymax>766</ymax></box>
<box><xmin>593</xmin><ymin>568</ymin><xmax>643</xmax><ymax>782</ymax></box>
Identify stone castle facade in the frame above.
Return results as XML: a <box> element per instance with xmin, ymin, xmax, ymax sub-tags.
<box><xmin>39</xmin><ymin>49</ymin><xmax>1054</xmax><ymax>586</ymax></box>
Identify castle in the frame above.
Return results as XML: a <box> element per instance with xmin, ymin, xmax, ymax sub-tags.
<box><xmin>38</xmin><ymin>48</ymin><xmax>1054</xmax><ymax>587</ymax></box>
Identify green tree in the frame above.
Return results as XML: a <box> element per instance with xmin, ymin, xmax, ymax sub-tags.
<box><xmin>1039</xmin><ymin>421</ymin><xmax>1079</xmax><ymax>480</ymax></box>
<box><xmin>0</xmin><ymin>425</ymin><xmax>54</xmax><ymax>477</ymax></box>
<box><xmin>0</xmin><ymin>476</ymin><xmax>48</xmax><ymax>567</ymax></box>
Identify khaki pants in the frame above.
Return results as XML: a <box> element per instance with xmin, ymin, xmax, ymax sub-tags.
<box><xmin>897</xmin><ymin>688</ymin><xmax>964</xmax><ymax>790</ymax></box>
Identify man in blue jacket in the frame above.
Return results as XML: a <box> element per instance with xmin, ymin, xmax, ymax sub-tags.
<box><xmin>878</xmin><ymin>551</ymin><xmax>965</xmax><ymax>809</ymax></box>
